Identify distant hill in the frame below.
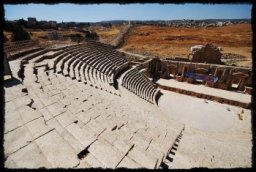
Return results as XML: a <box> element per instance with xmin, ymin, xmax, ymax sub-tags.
<box><xmin>62</xmin><ymin>18</ymin><xmax>251</xmax><ymax>25</ymax></box>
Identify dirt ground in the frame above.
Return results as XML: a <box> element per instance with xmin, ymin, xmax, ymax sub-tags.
<box><xmin>120</xmin><ymin>24</ymin><xmax>252</xmax><ymax>67</ymax></box>
<box><xmin>92</xmin><ymin>25</ymin><xmax>126</xmax><ymax>43</ymax></box>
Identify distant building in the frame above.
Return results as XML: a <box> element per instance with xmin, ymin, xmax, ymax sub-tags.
<box><xmin>69</xmin><ymin>22</ymin><xmax>76</xmax><ymax>27</ymax></box>
<box><xmin>46</xmin><ymin>30</ymin><xmax>63</xmax><ymax>40</ymax></box>
<box><xmin>49</xmin><ymin>21</ymin><xmax>57</xmax><ymax>28</ymax></box>
<box><xmin>216</xmin><ymin>22</ymin><xmax>223</xmax><ymax>27</ymax></box>
<box><xmin>27</xmin><ymin>17</ymin><xmax>37</xmax><ymax>25</ymax></box>
<box><xmin>40</xmin><ymin>20</ymin><xmax>50</xmax><ymax>28</ymax></box>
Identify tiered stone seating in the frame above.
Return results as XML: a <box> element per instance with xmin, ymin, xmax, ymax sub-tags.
<box><xmin>19</xmin><ymin>49</ymin><xmax>49</xmax><ymax>62</ymax></box>
<box><xmin>4</xmin><ymin>43</ymin><xmax>251</xmax><ymax>169</ymax></box>
<box><xmin>6</xmin><ymin>55</ymin><xmax>184</xmax><ymax>169</ymax></box>
<box><xmin>121</xmin><ymin>67</ymin><xmax>157</xmax><ymax>103</ymax></box>
<box><xmin>48</xmin><ymin>51</ymin><xmax>67</xmax><ymax>69</ymax></box>
<box><xmin>88</xmin><ymin>41</ymin><xmax>127</xmax><ymax>67</ymax></box>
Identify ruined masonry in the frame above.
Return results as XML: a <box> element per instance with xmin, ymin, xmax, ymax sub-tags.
<box><xmin>3</xmin><ymin>41</ymin><xmax>184</xmax><ymax>169</ymax></box>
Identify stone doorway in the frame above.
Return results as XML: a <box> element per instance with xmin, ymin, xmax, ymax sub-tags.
<box><xmin>229</xmin><ymin>72</ymin><xmax>248</xmax><ymax>91</ymax></box>
<box><xmin>168</xmin><ymin>64</ymin><xmax>177</xmax><ymax>79</ymax></box>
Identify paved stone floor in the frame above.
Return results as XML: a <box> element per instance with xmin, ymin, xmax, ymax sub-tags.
<box><xmin>154</xmin><ymin>78</ymin><xmax>251</xmax><ymax>104</ymax></box>
<box><xmin>158</xmin><ymin>90</ymin><xmax>252</xmax><ymax>168</ymax></box>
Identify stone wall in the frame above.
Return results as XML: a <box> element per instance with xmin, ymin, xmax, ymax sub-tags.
<box><xmin>192</xmin><ymin>43</ymin><xmax>222</xmax><ymax>64</ymax></box>
<box><xmin>146</xmin><ymin>59</ymin><xmax>253</xmax><ymax>89</ymax></box>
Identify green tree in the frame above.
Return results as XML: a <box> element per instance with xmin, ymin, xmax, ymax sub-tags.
<box><xmin>17</xmin><ymin>18</ymin><xmax>28</xmax><ymax>28</ymax></box>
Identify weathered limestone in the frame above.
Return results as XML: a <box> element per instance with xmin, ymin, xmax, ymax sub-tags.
<box><xmin>59</xmin><ymin>129</ymin><xmax>85</xmax><ymax>154</ymax></box>
<box><xmin>65</xmin><ymin>123</ymin><xmax>98</xmax><ymax>147</ymax></box>
<box><xmin>127</xmin><ymin>146</ymin><xmax>158</xmax><ymax>169</ymax></box>
<box><xmin>80</xmin><ymin>153</ymin><xmax>105</xmax><ymax>168</ymax></box>
<box><xmin>117</xmin><ymin>156</ymin><xmax>143</xmax><ymax>169</ymax></box>
<box><xmin>4</xmin><ymin>109</ymin><xmax>24</xmax><ymax>133</ymax></box>
<box><xmin>18</xmin><ymin>106</ymin><xmax>42</xmax><ymax>123</ymax></box>
<box><xmin>25</xmin><ymin>117</ymin><xmax>53</xmax><ymax>139</ymax></box>
<box><xmin>88</xmin><ymin>138</ymin><xmax>126</xmax><ymax>169</ymax></box>
<box><xmin>4</xmin><ymin>125</ymin><xmax>34</xmax><ymax>156</ymax></box>
<box><xmin>35</xmin><ymin>130</ymin><xmax>79</xmax><ymax>168</ymax></box>
<box><xmin>46</xmin><ymin>101</ymin><xmax>66</xmax><ymax>117</ymax></box>
<box><xmin>4</xmin><ymin>142</ymin><xmax>52</xmax><ymax>168</ymax></box>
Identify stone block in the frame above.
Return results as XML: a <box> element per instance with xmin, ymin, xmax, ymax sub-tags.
<box><xmin>46</xmin><ymin>101</ymin><xmax>66</xmax><ymax>117</ymax></box>
<box><xmin>26</xmin><ymin>117</ymin><xmax>53</xmax><ymax>139</ymax></box>
<box><xmin>55</xmin><ymin>110</ymin><xmax>77</xmax><ymax>128</ymax></box>
<box><xmin>80</xmin><ymin>153</ymin><xmax>105</xmax><ymax>168</ymax></box>
<box><xmin>88</xmin><ymin>138</ymin><xmax>125</xmax><ymax>169</ymax></box>
<box><xmin>4</xmin><ymin>109</ymin><xmax>24</xmax><ymax>134</ymax></box>
<box><xmin>117</xmin><ymin>156</ymin><xmax>143</xmax><ymax>169</ymax></box>
<box><xmin>46</xmin><ymin>118</ymin><xmax>64</xmax><ymax>133</ymax></box>
<box><xmin>18</xmin><ymin>106</ymin><xmax>42</xmax><ymax>124</ymax></box>
<box><xmin>65</xmin><ymin>123</ymin><xmax>98</xmax><ymax>147</ymax></box>
<box><xmin>4</xmin><ymin>125</ymin><xmax>33</xmax><ymax>156</ymax></box>
<box><xmin>35</xmin><ymin>130</ymin><xmax>79</xmax><ymax>168</ymax></box>
<box><xmin>59</xmin><ymin>129</ymin><xmax>85</xmax><ymax>154</ymax></box>
<box><xmin>127</xmin><ymin>146</ymin><xmax>158</xmax><ymax>169</ymax></box>
<box><xmin>4</xmin><ymin>142</ymin><xmax>51</xmax><ymax>169</ymax></box>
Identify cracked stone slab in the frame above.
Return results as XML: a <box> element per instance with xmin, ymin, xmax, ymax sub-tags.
<box><xmin>46</xmin><ymin>118</ymin><xmax>64</xmax><ymax>133</ymax></box>
<box><xmin>38</xmin><ymin>107</ymin><xmax>54</xmax><ymax>121</ymax></box>
<box><xmin>13</xmin><ymin>95</ymin><xmax>32</xmax><ymax>109</ymax></box>
<box><xmin>55</xmin><ymin>110</ymin><xmax>78</xmax><ymax>128</ymax></box>
<box><xmin>88</xmin><ymin>138</ymin><xmax>126</xmax><ymax>169</ymax></box>
<box><xmin>4</xmin><ymin>101</ymin><xmax>17</xmax><ymax>114</ymax></box>
<box><xmin>46</xmin><ymin>101</ymin><xmax>66</xmax><ymax>117</ymax></box>
<box><xmin>26</xmin><ymin>117</ymin><xmax>53</xmax><ymax>139</ymax></box>
<box><xmin>4</xmin><ymin>125</ymin><xmax>34</xmax><ymax>156</ymax></box>
<box><xmin>35</xmin><ymin>129</ymin><xmax>79</xmax><ymax>168</ymax></box>
<box><xmin>4</xmin><ymin>109</ymin><xmax>24</xmax><ymax>134</ymax></box>
<box><xmin>146</xmin><ymin>143</ymin><xmax>165</xmax><ymax>169</ymax></box>
<box><xmin>80</xmin><ymin>153</ymin><xmax>105</xmax><ymax>169</ymax></box>
<box><xmin>59</xmin><ymin>129</ymin><xmax>85</xmax><ymax>154</ymax></box>
<box><xmin>65</xmin><ymin>123</ymin><xmax>98</xmax><ymax>147</ymax></box>
<box><xmin>18</xmin><ymin>106</ymin><xmax>42</xmax><ymax>124</ymax></box>
<box><xmin>130</xmin><ymin>134</ymin><xmax>151</xmax><ymax>151</ymax></box>
<box><xmin>37</xmin><ymin>92</ymin><xmax>57</xmax><ymax>107</ymax></box>
<box><xmin>117</xmin><ymin>156</ymin><xmax>143</xmax><ymax>169</ymax></box>
<box><xmin>75</xmin><ymin>111</ymin><xmax>91</xmax><ymax>124</ymax></box>
<box><xmin>4</xmin><ymin>141</ymin><xmax>51</xmax><ymax>169</ymax></box>
<box><xmin>76</xmin><ymin>159</ymin><xmax>92</xmax><ymax>168</ymax></box>
<box><xmin>86</xmin><ymin>118</ymin><xmax>106</xmax><ymax>135</ymax></box>
<box><xmin>99</xmin><ymin>130</ymin><xmax>134</xmax><ymax>154</ymax></box>
<box><xmin>127</xmin><ymin>146</ymin><xmax>158</xmax><ymax>169</ymax></box>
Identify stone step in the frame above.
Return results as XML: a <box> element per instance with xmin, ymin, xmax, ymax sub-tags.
<box><xmin>79</xmin><ymin>63</ymin><xmax>87</xmax><ymax>83</ymax></box>
<box><xmin>56</xmin><ymin>54</ymin><xmax>71</xmax><ymax>73</ymax></box>
<box><xmin>48</xmin><ymin>51</ymin><xmax>67</xmax><ymax>69</ymax></box>
<box><xmin>65</xmin><ymin>123</ymin><xmax>98</xmax><ymax>148</ymax></box>
<box><xmin>74</xmin><ymin>60</ymin><xmax>82</xmax><ymax>81</ymax></box>
<box><xmin>69</xmin><ymin>58</ymin><xmax>80</xmax><ymax>79</ymax></box>
<box><xmin>35</xmin><ymin>129</ymin><xmax>79</xmax><ymax>168</ymax></box>
<box><xmin>88</xmin><ymin>137</ymin><xmax>126</xmax><ymax>169</ymax></box>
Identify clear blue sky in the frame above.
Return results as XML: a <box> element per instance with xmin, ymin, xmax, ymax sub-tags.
<box><xmin>4</xmin><ymin>3</ymin><xmax>252</xmax><ymax>23</ymax></box>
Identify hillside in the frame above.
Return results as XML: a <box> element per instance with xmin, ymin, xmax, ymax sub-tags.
<box><xmin>120</xmin><ymin>24</ymin><xmax>252</xmax><ymax>67</ymax></box>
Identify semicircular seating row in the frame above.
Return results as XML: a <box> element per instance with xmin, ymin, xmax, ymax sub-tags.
<box><xmin>121</xmin><ymin>66</ymin><xmax>157</xmax><ymax>104</ymax></box>
<box><xmin>47</xmin><ymin>43</ymin><xmax>128</xmax><ymax>95</ymax></box>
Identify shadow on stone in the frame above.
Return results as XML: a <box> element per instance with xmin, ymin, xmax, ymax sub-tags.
<box><xmin>3</xmin><ymin>77</ymin><xmax>21</xmax><ymax>88</ymax></box>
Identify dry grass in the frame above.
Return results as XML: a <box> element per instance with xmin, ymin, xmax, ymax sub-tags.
<box><xmin>93</xmin><ymin>25</ymin><xmax>126</xmax><ymax>42</ymax></box>
<box><xmin>120</xmin><ymin>24</ymin><xmax>252</xmax><ymax>67</ymax></box>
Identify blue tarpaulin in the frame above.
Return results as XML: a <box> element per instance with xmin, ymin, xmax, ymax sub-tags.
<box><xmin>184</xmin><ymin>72</ymin><xmax>218</xmax><ymax>82</ymax></box>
